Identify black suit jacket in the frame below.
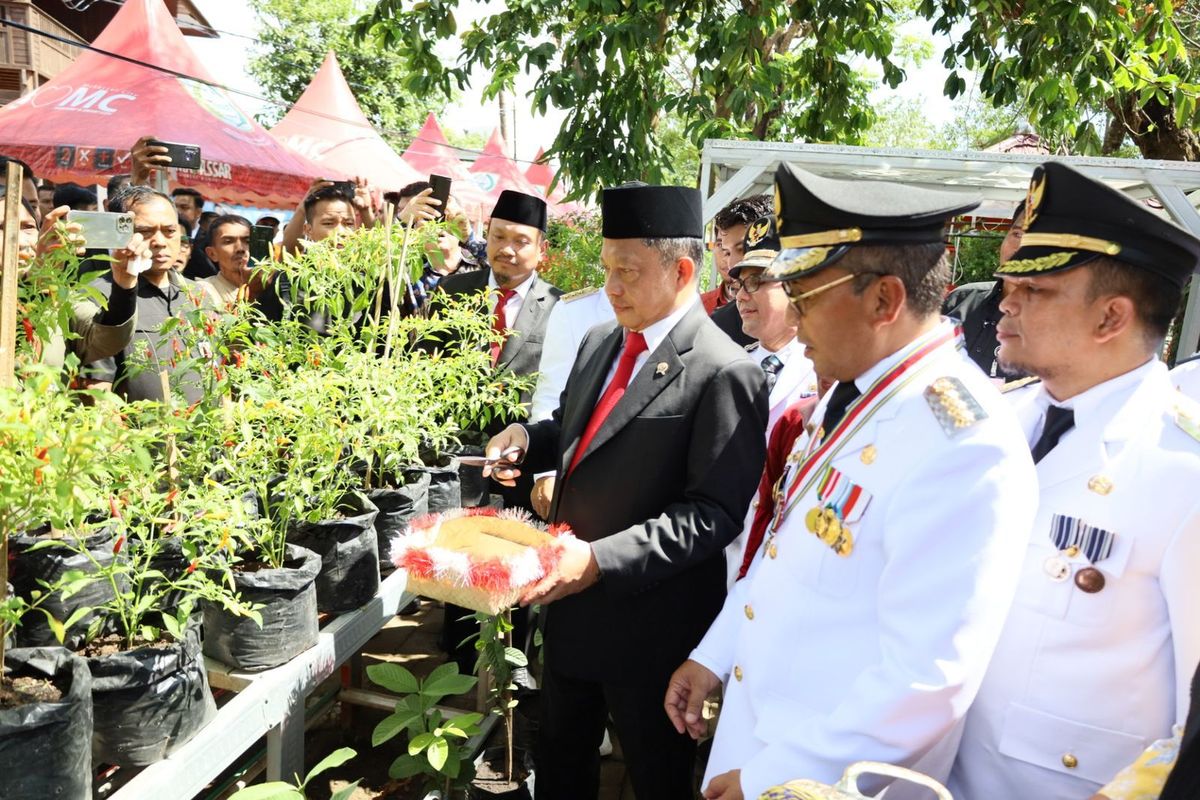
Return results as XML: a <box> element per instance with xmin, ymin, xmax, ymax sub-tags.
<box><xmin>523</xmin><ymin>303</ymin><xmax>768</xmax><ymax>682</ymax></box>
<box><xmin>710</xmin><ymin>300</ymin><xmax>755</xmax><ymax>347</ymax></box>
<box><xmin>435</xmin><ymin>268</ymin><xmax>562</xmax><ymax>406</ymax></box>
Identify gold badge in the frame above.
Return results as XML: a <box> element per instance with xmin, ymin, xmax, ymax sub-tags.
<box><xmin>746</xmin><ymin>219</ymin><xmax>771</xmax><ymax>247</ymax></box>
<box><xmin>767</xmin><ymin>541</ymin><xmax>778</xmax><ymax>559</ymax></box>
<box><xmin>1025</xmin><ymin>168</ymin><xmax>1046</xmax><ymax>227</ymax></box>
<box><xmin>773</xmin><ymin>185</ymin><xmax>783</xmax><ymax>221</ymax></box>
<box><xmin>655</xmin><ymin>362</ymin><xmax>669</xmax><ymax>376</ymax></box>
<box><xmin>1087</xmin><ymin>475</ymin><xmax>1113</xmax><ymax>495</ymax></box>
<box><xmin>860</xmin><ymin>445</ymin><xmax>877</xmax><ymax>465</ymax></box>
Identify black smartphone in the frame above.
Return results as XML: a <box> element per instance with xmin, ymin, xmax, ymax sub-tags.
<box><xmin>330</xmin><ymin>180</ymin><xmax>356</xmax><ymax>199</ymax></box>
<box><xmin>429</xmin><ymin>174</ymin><xmax>452</xmax><ymax>220</ymax></box>
<box><xmin>249</xmin><ymin>225</ymin><xmax>274</xmax><ymax>266</ymax></box>
<box><xmin>148</xmin><ymin>140</ymin><xmax>201</xmax><ymax>170</ymax></box>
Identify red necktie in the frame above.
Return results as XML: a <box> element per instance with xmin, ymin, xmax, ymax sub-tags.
<box><xmin>490</xmin><ymin>288</ymin><xmax>517</xmax><ymax>365</ymax></box>
<box><xmin>567</xmin><ymin>331</ymin><xmax>648</xmax><ymax>475</ymax></box>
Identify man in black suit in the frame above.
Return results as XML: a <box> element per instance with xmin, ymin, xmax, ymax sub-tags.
<box><xmin>485</xmin><ymin>184</ymin><xmax>768</xmax><ymax>799</ymax></box>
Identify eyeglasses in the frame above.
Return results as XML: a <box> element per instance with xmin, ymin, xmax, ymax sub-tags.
<box><xmin>781</xmin><ymin>272</ymin><xmax>860</xmax><ymax>315</ymax></box>
<box><xmin>727</xmin><ymin>272</ymin><xmax>769</xmax><ymax>295</ymax></box>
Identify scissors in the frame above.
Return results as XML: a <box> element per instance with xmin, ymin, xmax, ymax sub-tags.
<box><xmin>456</xmin><ymin>446</ymin><xmax>526</xmax><ymax>470</ymax></box>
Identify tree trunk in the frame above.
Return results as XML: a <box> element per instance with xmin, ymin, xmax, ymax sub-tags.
<box><xmin>1107</xmin><ymin>93</ymin><xmax>1200</xmax><ymax>161</ymax></box>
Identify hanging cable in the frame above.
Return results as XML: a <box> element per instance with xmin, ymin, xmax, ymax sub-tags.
<box><xmin>0</xmin><ymin>15</ymin><xmax>556</xmax><ymax>168</ymax></box>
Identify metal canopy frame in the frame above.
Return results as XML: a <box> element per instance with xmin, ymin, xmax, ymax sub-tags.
<box><xmin>699</xmin><ymin>139</ymin><xmax>1200</xmax><ymax>358</ymax></box>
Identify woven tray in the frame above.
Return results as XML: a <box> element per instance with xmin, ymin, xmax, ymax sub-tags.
<box><xmin>390</xmin><ymin>508</ymin><xmax>571</xmax><ymax>614</ymax></box>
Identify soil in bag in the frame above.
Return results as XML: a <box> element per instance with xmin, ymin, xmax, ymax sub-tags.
<box><xmin>287</xmin><ymin>492</ymin><xmax>380</xmax><ymax>613</ymax></box>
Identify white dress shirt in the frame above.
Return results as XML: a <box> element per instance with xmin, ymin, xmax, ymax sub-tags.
<box><xmin>486</xmin><ymin>270</ymin><xmax>536</xmax><ymax>329</ymax></box>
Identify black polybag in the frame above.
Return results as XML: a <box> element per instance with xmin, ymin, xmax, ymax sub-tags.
<box><xmin>88</xmin><ymin>617</ymin><xmax>215</xmax><ymax>767</ymax></box>
<box><xmin>287</xmin><ymin>492</ymin><xmax>380</xmax><ymax>613</ymax></box>
<box><xmin>367</xmin><ymin>468</ymin><xmax>430</xmax><ymax>568</ymax></box>
<box><xmin>202</xmin><ymin>543</ymin><xmax>321</xmax><ymax>671</ymax></box>
<box><xmin>0</xmin><ymin>647</ymin><xmax>93</xmax><ymax>800</ymax></box>
<box><xmin>10</xmin><ymin>529</ymin><xmax>126</xmax><ymax>649</ymax></box>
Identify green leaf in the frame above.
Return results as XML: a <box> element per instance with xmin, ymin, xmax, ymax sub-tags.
<box><xmin>226</xmin><ymin>783</ymin><xmax>303</xmax><ymax>800</ymax></box>
<box><xmin>366</xmin><ymin>662</ymin><xmax>419</xmax><ymax>694</ymax></box>
<box><xmin>388</xmin><ymin>754</ymin><xmax>425</xmax><ymax>780</ymax></box>
<box><xmin>372</xmin><ymin>710</ymin><xmax>422</xmax><ymax>747</ymax></box>
<box><xmin>421</xmin><ymin>666</ymin><xmax>477</xmax><ymax>699</ymax></box>
<box><xmin>408</xmin><ymin>732</ymin><xmax>435</xmax><ymax>755</ymax></box>
<box><xmin>503</xmin><ymin>646</ymin><xmax>528</xmax><ymax>667</ymax></box>
<box><xmin>330</xmin><ymin>781</ymin><xmax>362</xmax><ymax>800</ymax></box>
<box><xmin>302</xmin><ymin>747</ymin><xmax>356</xmax><ymax>786</ymax></box>
<box><xmin>426</xmin><ymin>737</ymin><xmax>449</xmax><ymax>771</ymax></box>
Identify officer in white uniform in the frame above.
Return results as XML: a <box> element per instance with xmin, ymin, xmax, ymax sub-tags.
<box><xmin>730</xmin><ymin>215</ymin><xmax>818</xmax><ymax>438</ymax></box>
<box><xmin>527</xmin><ymin>285</ymin><xmax>616</xmax><ymax>517</ymax></box>
<box><xmin>950</xmin><ymin>162</ymin><xmax>1200</xmax><ymax>800</ymax></box>
<box><xmin>664</xmin><ymin>163</ymin><xmax>1038</xmax><ymax>800</ymax></box>
<box><xmin>530</xmin><ymin>285</ymin><xmax>615</xmax><ymax>422</ymax></box>
<box><xmin>723</xmin><ymin>215</ymin><xmax>818</xmax><ymax>586</ymax></box>
<box><xmin>1171</xmin><ymin>352</ymin><xmax>1200</xmax><ymax>399</ymax></box>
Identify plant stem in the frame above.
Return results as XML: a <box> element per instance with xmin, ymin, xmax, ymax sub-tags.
<box><xmin>0</xmin><ymin>524</ymin><xmax>9</xmax><ymax>669</ymax></box>
<box><xmin>382</xmin><ymin>221</ymin><xmax>414</xmax><ymax>360</ymax></box>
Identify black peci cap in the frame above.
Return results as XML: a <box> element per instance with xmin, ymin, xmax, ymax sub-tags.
<box><xmin>996</xmin><ymin>161</ymin><xmax>1200</xmax><ymax>287</ymax></box>
<box><xmin>764</xmin><ymin>163</ymin><xmax>980</xmax><ymax>282</ymax></box>
<box><xmin>601</xmin><ymin>184</ymin><xmax>703</xmax><ymax>239</ymax></box>
<box><xmin>491</xmin><ymin>189</ymin><xmax>548</xmax><ymax>232</ymax></box>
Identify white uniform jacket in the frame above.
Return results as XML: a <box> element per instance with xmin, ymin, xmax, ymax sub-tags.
<box><xmin>951</xmin><ymin>359</ymin><xmax>1200</xmax><ymax>799</ymax></box>
<box><xmin>691</xmin><ymin>323</ymin><xmax>1038</xmax><ymax>800</ymax></box>
<box><xmin>1170</xmin><ymin>354</ymin><xmax>1200</xmax><ymax>400</ymax></box>
<box><xmin>529</xmin><ymin>287</ymin><xmax>615</xmax><ymax>422</ymax></box>
<box><xmin>748</xmin><ymin>339</ymin><xmax>819</xmax><ymax>438</ymax></box>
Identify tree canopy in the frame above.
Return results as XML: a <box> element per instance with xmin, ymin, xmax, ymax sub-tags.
<box><xmin>354</xmin><ymin>0</ymin><xmax>1200</xmax><ymax>196</ymax></box>
<box><xmin>249</xmin><ymin>0</ymin><xmax>450</xmax><ymax>149</ymax></box>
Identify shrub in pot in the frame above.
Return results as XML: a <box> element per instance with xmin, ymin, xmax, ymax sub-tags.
<box><xmin>62</xmin><ymin>482</ymin><xmax>260</xmax><ymax>766</ymax></box>
<box><xmin>369</xmin><ymin>661</ymin><xmax>483</xmax><ymax>797</ymax></box>
<box><xmin>467</xmin><ymin>612</ymin><xmax>534</xmax><ymax>799</ymax></box>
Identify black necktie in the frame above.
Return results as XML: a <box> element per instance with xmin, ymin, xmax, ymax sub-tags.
<box><xmin>760</xmin><ymin>354</ymin><xmax>784</xmax><ymax>392</ymax></box>
<box><xmin>1031</xmin><ymin>405</ymin><xmax>1075</xmax><ymax>464</ymax></box>
<box><xmin>820</xmin><ymin>380</ymin><xmax>861</xmax><ymax>441</ymax></box>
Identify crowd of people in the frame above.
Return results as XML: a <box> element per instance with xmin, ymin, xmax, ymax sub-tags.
<box><xmin>3</xmin><ymin>137</ymin><xmax>1199</xmax><ymax>800</ymax></box>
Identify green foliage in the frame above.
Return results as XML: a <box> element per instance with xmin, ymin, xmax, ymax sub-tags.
<box><xmin>355</xmin><ymin>0</ymin><xmax>915</xmax><ymax>197</ymax></box>
<box><xmin>368</xmin><ymin>661</ymin><xmax>482</xmax><ymax>792</ymax></box>
<box><xmin>950</xmin><ymin>230</ymin><xmax>1004</xmax><ymax>286</ymax></box>
<box><xmin>541</xmin><ymin>211</ymin><xmax>605</xmax><ymax>294</ymax></box>
<box><xmin>228</xmin><ymin>746</ymin><xmax>360</xmax><ymax>800</ymax></box>
<box><xmin>248</xmin><ymin>0</ymin><xmax>450</xmax><ymax>147</ymax></box>
<box><xmin>864</xmin><ymin>94</ymin><xmax>1026</xmax><ymax>151</ymax></box>
<box><xmin>920</xmin><ymin>0</ymin><xmax>1200</xmax><ymax>158</ymax></box>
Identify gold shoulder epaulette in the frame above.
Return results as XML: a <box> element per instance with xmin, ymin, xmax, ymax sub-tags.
<box><xmin>1001</xmin><ymin>376</ymin><xmax>1041</xmax><ymax>394</ymax></box>
<box><xmin>561</xmin><ymin>286</ymin><xmax>600</xmax><ymax>303</ymax></box>
<box><xmin>925</xmin><ymin>376</ymin><xmax>989</xmax><ymax>437</ymax></box>
<box><xmin>1173</xmin><ymin>397</ymin><xmax>1200</xmax><ymax>444</ymax></box>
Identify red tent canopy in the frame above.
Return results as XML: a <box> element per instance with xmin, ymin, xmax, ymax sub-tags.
<box><xmin>270</xmin><ymin>51</ymin><xmax>421</xmax><ymax>194</ymax></box>
<box><xmin>525</xmin><ymin>147</ymin><xmax>555</xmax><ymax>194</ymax></box>
<box><xmin>469</xmin><ymin>128</ymin><xmax>541</xmax><ymax>205</ymax></box>
<box><xmin>0</xmin><ymin>0</ymin><xmax>332</xmax><ymax>207</ymax></box>
<box><xmin>401</xmin><ymin>114</ymin><xmax>487</xmax><ymax>211</ymax></box>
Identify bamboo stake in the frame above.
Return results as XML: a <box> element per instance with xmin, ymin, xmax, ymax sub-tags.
<box><xmin>369</xmin><ymin>202</ymin><xmax>395</xmax><ymax>341</ymax></box>
<box><xmin>0</xmin><ymin>163</ymin><xmax>23</xmax><ymax>673</ymax></box>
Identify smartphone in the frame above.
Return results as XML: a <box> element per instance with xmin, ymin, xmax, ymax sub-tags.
<box><xmin>330</xmin><ymin>180</ymin><xmax>356</xmax><ymax>199</ymax></box>
<box><xmin>70</xmin><ymin>210</ymin><xmax>134</xmax><ymax>250</ymax></box>
<box><xmin>429</xmin><ymin>174</ymin><xmax>452</xmax><ymax>220</ymax></box>
<box><xmin>249</xmin><ymin>225</ymin><xmax>274</xmax><ymax>266</ymax></box>
<box><xmin>147</xmin><ymin>140</ymin><xmax>201</xmax><ymax>170</ymax></box>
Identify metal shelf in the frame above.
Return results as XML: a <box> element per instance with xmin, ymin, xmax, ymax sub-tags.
<box><xmin>108</xmin><ymin>568</ymin><xmax>414</xmax><ymax>799</ymax></box>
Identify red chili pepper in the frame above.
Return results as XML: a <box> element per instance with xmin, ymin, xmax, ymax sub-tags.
<box><xmin>204</xmin><ymin>320</ymin><xmax>215</xmax><ymax>336</ymax></box>
<box><xmin>108</xmin><ymin>496</ymin><xmax>122</xmax><ymax>519</ymax></box>
<box><xmin>213</xmin><ymin>366</ymin><xmax>226</xmax><ymax>382</ymax></box>
<box><xmin>33</xmin><ymin>467</ymin><xmax>44</xmax><ymax>485</ymax></box>
<box><xmin>185</xmin><ymin>559</ymin><xmax>199</xmax><ymax>574</ymax></box>
<box><xmin>112</xmin><ymin>535</ymin><xmax>125</xmax><ymax>554</ymax></box>
<box><xmin>21</xmin><ymin>318</ymin><xmax>35</xmax><ymax>344</ymax></box>
<box><xmin>34</xmin><ymin>447</ymin><xmax>48</xmax><ymax>461</ymax></box>
<box><xmin>145</xmin><ymin>344</ymin><xmax>155</xmax><ymax>360</ymax></box>
<box><xmin>233</xmin><ymin>352</ymin><xmax>245</xmax><ymax>368</ymax></box>
<box><xmin>172</xmin><ymin>339</ymin><xmax>185</xmax><ymax>356</ymax></box>
<box><xmin>165</xmin><ymin>488</ymin><xmax>179</xmax><ymax>504</ymax></box>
